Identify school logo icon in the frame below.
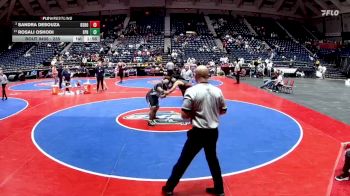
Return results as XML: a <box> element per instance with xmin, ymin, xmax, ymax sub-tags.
<box><xmin>124</xmin><ymin>111</ymin><xmax>191</xmax><ymax>125</ymax></box>
<box><xmin>117</xmin><ymin>108</ymin><xmax>192</xmax><ymax>132</ymax></box>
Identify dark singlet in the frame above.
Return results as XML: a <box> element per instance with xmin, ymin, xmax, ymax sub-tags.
<box><xmin>178</xmin><ymin>79</ymin><xmax>190</xmax><ymax>96</ymax></box>
<box><xmin>146</xmin><ymin>82</ymin><xmax>167</xmax><ymax>99</ymax></box>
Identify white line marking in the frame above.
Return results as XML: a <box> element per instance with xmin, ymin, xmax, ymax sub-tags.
<box><xmin>0</xmin><ymin>97</ymin><xmax>29</xmax><ymax>121</ymax></box>
<box><xmin>31</xmin><ymin>96</ymin><xmax>303</xmax><ymax>182</ymax></box>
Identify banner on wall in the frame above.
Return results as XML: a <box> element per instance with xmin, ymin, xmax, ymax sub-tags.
<box><xmin>319</xmin><ymin>42</ymin><xmax>340</xmax><ymax>49</ymax></box>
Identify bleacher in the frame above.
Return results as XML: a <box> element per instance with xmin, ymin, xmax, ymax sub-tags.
<box><xmin>111</xmin><ymin>35</ymin><xmax>164</xmax><ymax>63</ymax></box>
<box><xmin>340</xmin><ymin>47</ymin><xmax>350</xmax><ymax>57</ymax></box>
<box><xmin>171</xmin><ymin>14</ymin><xmax>210</xmax><ymax>35</ymax></box>
<box><xmin>279</xmin><ymin>20</ymin><xmax>315</xmax><ymax>43</ymax></box>
<box><xmin>171</xmin><ymin>34</ymin><xmax>222</xmax><ymax>64</ymax></box>
<box><xmin>69</xmin><ymin>42</ymin><xmax>104</xmax><ymax>55</ymax></box>
<box><xmin>223</xmin><ymin>35</ymin><xmax>270</xmax><ymax>61</ymax></box>
<box><xmin>169</xmin><ymin>14</ymin><xmax>223</xmax><ymax>64</ymax></box>
<box><xmin>209</xmin><ymin>15</ymin><xmax>270</xmax><ymax>62</ymax></box>
<box><xmin>172</xmin><ymin>35</ymin><xmax>216</xmax><ymax>49</ymax></box>
<box><xmin>247</xmin><ymin>17</ymin><xmax>288</xmax><ymax>39</ymax></box>
<box><xmin>304</xmin><ymin>24</ymin><xmax>324</xmax><ymax>40</ymax></box>
<box><xmin>106</xmin><ymin>13</ymin><xmax>165</xmax><ymax>64</ymax></box>
<box><xmin>14</xmin><ymin>42</ymin><xmax>65</xmax><ymax>66</ymax></box>
<box><xmin>183</xmin><ymin>48</ymin><xmax>220</xmax><ymax>64</ymax></box>
<box><xmin>0</xmin><ymin>43</ymin><xmax>34</xmax><ymax>69</ymax></box>
<box><xmin>0</xmin><ymin>42</ymin><xmax>66</xmax><ymax>72</ymax></box>
<box><xmin>210</xmin><ymin>15</ymin><xmax>252</xmax><ymax>36</ymax></box>
<box><xmin>101</xmin><ymin>15</ymin><xmax>126</xmax><ymax>39</ymax></box>
<box><xmin>317</xmin><ymin>48</ymin><xmax>338</xmax><ymax>63</ymax></box>
<box><xmin>243</xmin><ymin>17</ymin><xmax>313</xmax><ymax>63</ymax></box>
<box><xmin>265</xmin><ymin>38</ymin><xmax>311</xmax><ymax>62</ymax></box>
<box><xmin>127</xmin><ymin>15</ymin><xmax>164</xmax><ymax>35</ymax></box>
<box><xmin>118</xmin><ymin>35</ymin><xmax>164</xmax><ymax>48</ymax></box>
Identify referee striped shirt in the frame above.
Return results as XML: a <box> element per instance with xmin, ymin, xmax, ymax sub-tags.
<box><xmin>182</xmin><ymin>83</ymin><xmax>227</xmax><ymax>129</ymax></box>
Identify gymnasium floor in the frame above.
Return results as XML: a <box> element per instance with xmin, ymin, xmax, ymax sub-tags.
<box><xmin>243</xmin><ymin>77</ymin><xmax>350</xmax><ymax>124</ymax></box>
<box><xmin>0</xmin><ymin>76</ymin><xmax>349</xmax><ymax>196</ymax></box>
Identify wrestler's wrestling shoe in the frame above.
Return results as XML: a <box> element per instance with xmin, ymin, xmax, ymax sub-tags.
<box><xmin>148</xmin><ymin>120</ymin><xmax>157</xmax><ymax>126</ymax></box>
<box><xmin>335</xmin><ymin>173</ymin><xmax>349</xmax><ymax>181</ymax></box>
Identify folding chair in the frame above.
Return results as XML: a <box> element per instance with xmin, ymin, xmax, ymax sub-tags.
<box><xmin>284</xmin><ymin>80</ymin><xmax>294</xmax><ymax>94</ymax></box>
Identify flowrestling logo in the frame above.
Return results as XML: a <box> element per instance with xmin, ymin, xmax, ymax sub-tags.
<box><xmin>321</xmin><ymin>10</ymin><xmax>340</xmax><ymax>17</ymax></box>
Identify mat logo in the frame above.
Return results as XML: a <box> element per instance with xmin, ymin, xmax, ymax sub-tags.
<box><xmin>35</xmin><ymin>82</ymin><xmax>54</xmax><ymax>87</ymax></box>
<box><xmin>123</xmin><ymin>111</ymin><xmax>191</xmax><ymax>125</ymax></box>
<box><xmin>147</xmin><ymin>80</ymin><xmax>162</xmax><ymax>85</ymax></box>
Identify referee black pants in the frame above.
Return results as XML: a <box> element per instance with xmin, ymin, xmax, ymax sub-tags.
<box><xmin>165</xmin><ymin>127</ymin><xmax>224</xmax><ymax>193</ymax></box>
<box><xmin>235</xmin><ymin>71</ymin><xmax>240</xmax><ymax>84</ymax></box>
<box><xmin>58</xmin><ymin>76</ymin><xmax>63</xmax><ymax>89</ymax></box>
<box><xmin>96</xmin><ymin>76</ymin><xmax>104</xmax><ymax>91</ymax></box>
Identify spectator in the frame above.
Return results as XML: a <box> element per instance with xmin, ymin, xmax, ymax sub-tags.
<box><xmin>52</xmin><ymin>65</ymin><xmax>58</xmax><ymax>85</ymax></box>
<box><xmin>181</xmin><ymin>64</ymin><xmax>194</xmax><ymax>82</ymax></box>
<box><xmin>0</xmin><ymin>70</ymin><xmax>8</xmax><ymax>101</ymax></box>
<box><xmin>272</xmin><ymin>70</ymin><xmax>284</xmax><ymax>92</ymax></box>
<box><xmin>95</xmin><ymin>61</ymin><xmax>105</xmax><ymax>92</ymax></box>
<box><xmin>166</xmin><ymin>61</ymin><xmax>175</xmax><ymax>76</ymax></box>
<box><xmin>266</xmin><ymin>60</ymin><xmax>273</xmax><ymax>77</ymax></box>
<box><xmin>234</xmin><ymin>60</ymin><xmax>241</xmax><ymax>84</ymax></box>
<box><xmin>335</xmin><ymin>142</ymin><xmax>350</xmax><ymax>181</ymax></box>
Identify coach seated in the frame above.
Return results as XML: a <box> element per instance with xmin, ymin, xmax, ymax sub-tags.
<box><xmin>272</xmin><ymin>71</ymin><xmax>284</xmax><ymax>92</ymax></box>
<box><xmin>260</xmin><ymin>71</ymin><xmax>279</xmax><ymax>89</ymax></box>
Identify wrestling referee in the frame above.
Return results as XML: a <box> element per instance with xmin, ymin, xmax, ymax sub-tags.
<box><xmin>162</xmin><ymin>66</ymin><xmax>227</xmax><ymax>196</ymax></box>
